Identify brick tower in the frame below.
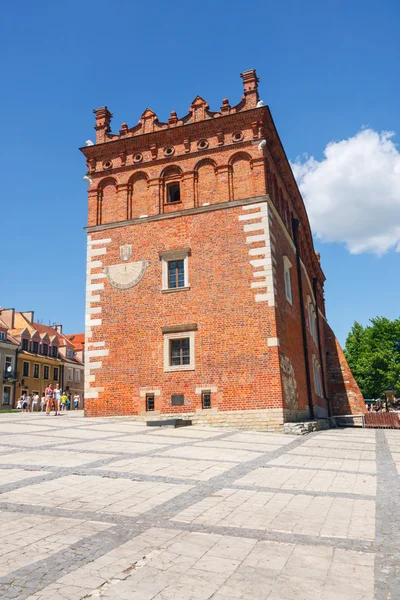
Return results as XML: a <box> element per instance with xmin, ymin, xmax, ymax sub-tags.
<box><xmin>81</xmin><ymin>70</ymin><xmax>365</xmax><ymax>428</ymax></box>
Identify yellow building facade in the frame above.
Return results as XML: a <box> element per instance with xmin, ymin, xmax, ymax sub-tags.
<box><xmin>16</xmin><ymin>351</ymin><xmax>62</xmax><ymax>401</ymax></box>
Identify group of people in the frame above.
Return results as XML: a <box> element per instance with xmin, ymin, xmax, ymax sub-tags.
<box><xmin>18</xmin><ymin>384</ymin><xmax>81</xmax><ymax>415</ymax></box>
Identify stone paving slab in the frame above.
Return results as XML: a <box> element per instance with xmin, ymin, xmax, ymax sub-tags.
<box><xmin>268</xmin><ymin>453</ymin><xmax>377</xmax><ymax>473</ymax></box>
<box><xmin>0</xmin><ymin>412</ymin><xmax>398</xmax><ymax>599</ymax></box>
<box><xmin>0</xmin><ymin>474</ymin><xmax>192</xmax><ymax>517</ymax></box>
<box><xmin>0</xmin><ymin>468</ymin><xmax>50</xmax><ymax>485</ymax></box>
<box><xmin>94</xmin><ymin>456</ymin><xmax>237</xmax><ymax>481</ymax></box>
<box><xmin>1</xmin><ymin>450</ymin><xmax>117</xmax><ymax>468</ymax></box>
<box><xmin>235</xmin><ymin>465</ymin><xmax>377</xmax><ymax>495</ymax></box>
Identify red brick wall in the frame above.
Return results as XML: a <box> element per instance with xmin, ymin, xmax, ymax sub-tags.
<box><xmin>324</xmin><ymin>321</ymin><xmax>366</xmax><ymax>415</ymax></box>
<box><xmin>86</xmin><ymin>204</ymin><xmax>283</xmax><ymax>417</ymax></box>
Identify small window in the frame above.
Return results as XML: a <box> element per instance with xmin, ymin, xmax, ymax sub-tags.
<box><xmin>283</xmin><ymin>256</ymin><xmax>293</xmax><ymax>305</ymax></box>
<box><xmin>164</xmin><ymin>330</ymin><xmax>195</xmax><ymax>372</ymax></box>
<box><xmin>5</xmin><ymin>356</ymin><xmax>12</xmax><ymax>372</ymax></box>
<box><xmin>52</xmin><ymin>346</ymin><xmax>58</xmax><ymax>358</ymax></box>
<box><xmin>42</xmin><ymin>344</ymin><xmax>48</xmax><ymax>356</ymax></box>
<box><xmin>197</xmin><ymin>139</ymin><xmax>208</xmax><ymax>150</ymax></box>
<box><xmin>54</xmin><ymin>367</ymin><xmax>59</xmax><ymax>381</ymax></box>
<box><xmin>74</xmin><ymin>370</ymin><xmax>81</xmax><ymax>382</ymax></box>
<box><xmin>202</xmin><ymin>391</ymin><xmax>211</xmax><ymax>409</ymax></box>
<box><xmin>33</xmin><ymin>364</ymin><xmax>40</xmax><ymax>379</ymax></box>
<box><xmin>167</xmin><ymin>183</ymin><xmax>181</xmax><ymax>203</ymax></box>
<box><xmin>66</xmin><ymin>349</ymin><xmax>74</xmax><ymax>359</ymax></box>
<box><xmin>168</xmin><ymin>260</ymin><xmax>185</xmax><ymax>289</ymax></box>
<box><xmin>3</xmin><ymin>386</ymin><xmax>11</xmax><ymax>405</ymax></box>
<box><xmin>44</xmin><ymin>366</ymin><xmax>49</xmax><ymax>380</ymax></box>
<box><xmin>32</xmin><ymin>341</ymin><xmax>39</xmax><ymax>353</ymax></box>
<box><xmin>0</xmin><ymin>332</ymin><xmax>5</xmax><ymax>341</ymax></box>
<box><xmin>171</xmin><ymin>338</ymin><xmax>190</xmax><ymax>366</ymax></box>
<box><xmin>67</xmin><ymin>368</ymin><xmax>73</xmax><ymax>381</ymax></box>
<box><xmin>22</xmin><ymin>339</ymin><xmax>29</xmax><ymax>351</ymax></box>
<box><xmin>22</xmin><ymin>362</ymin><xmax>29</xmax><ymax>377</ymax></box>
<box><xmin>146</xmin><ymin>394</ymin><xmax>155</xmax><ymax>411</ymax></box>
<box><xmin>160</xmin><ymin>249</ymin><xmax>190</xmax><ymax>291</ymax></box>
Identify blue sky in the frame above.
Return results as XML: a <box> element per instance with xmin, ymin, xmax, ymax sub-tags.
<box><xmin>1</xmin><ymin>0</ymin><xmax>399</xmax><ymax>345</ymax></box>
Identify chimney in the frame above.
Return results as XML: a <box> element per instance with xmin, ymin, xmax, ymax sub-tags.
<box><xmin>55</xmin><ymin>324</ymin><xmax>63</xmax><ymax>334</ymax></box>
<box><xmin>1</xmin><ymin>308</ymin><xmax>15</xmax><ymax>329</ymax></box>
<box><xmin>93</xmin><ymin>106</ymin><xmax>113</xmax><ymax>144</ymax></box>
<box><xmin>240</xmin><ymin>69</ymin><xmax>260</xmax><ymax>109</ymax></box>
<box><xmin>22</xmin><ymin>311</ymin><xmax>34</xmax><ymax>323</ymax></box>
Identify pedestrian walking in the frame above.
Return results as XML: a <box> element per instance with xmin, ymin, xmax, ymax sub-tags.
<box><xmin>61</xmin><ymin>391</ymin><xmax>68</xmax><ymax>411</ymax></box>
<box><xmin>40</xmin><ymin>393</ymin><xmax>46</xmax><ymax>412</ymax></box>
<box><xmin>21</xmin><ymin>392</ymin><xmax>28</xmax><ymax>413</ymax></box>
<box><xmin>53</xmin><ymin>385</ymin><xmax>61</xmax><ymax>416</ymax></box>
<box><xmin>45</xmin><ymin>384</ymin><xmax>54</xmax><ymax>415</ymax></box>
<box><xmin>32</xmin><ymin>393</ymin><xmax>39</xmax><ymax>412</ymax></box>
<box><xmin>74</xmin><ymin>393</ymin><xmax>80</xmax><ymax>410</ymax></box>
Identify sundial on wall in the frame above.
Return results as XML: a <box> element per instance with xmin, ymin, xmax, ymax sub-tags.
<box><xmin>104</xmin><ymin>245</ymin><xmax>148</xmax><ymax>290</ymax></box>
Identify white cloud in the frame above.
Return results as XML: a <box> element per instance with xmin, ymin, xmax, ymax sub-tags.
<box><xmin>291</xmin><ymin>129</ymin><xmax>400</xmax><ymax>254</ymax></box>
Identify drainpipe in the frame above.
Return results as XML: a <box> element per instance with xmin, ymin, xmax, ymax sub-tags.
<box><xmin>292</xmin><ymin>219</ymin><xmax>314</xmax><ymax>420</ymax></box>
<box><xmin>313</xmin><ymin>277</ymin><xmax>331</xmax><ymax>418</ymax></box>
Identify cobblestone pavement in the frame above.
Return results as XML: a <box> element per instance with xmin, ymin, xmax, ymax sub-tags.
<box><xmin>0</xmin><ymin>413</ymin><xmax>398</xmax><ymax>599</ymax></box>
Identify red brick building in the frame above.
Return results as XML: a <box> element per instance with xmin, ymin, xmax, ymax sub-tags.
<box><xmin>81</xmin><ymin>70</ymin><xmax>365</xmax><ymax>428</ymax></box>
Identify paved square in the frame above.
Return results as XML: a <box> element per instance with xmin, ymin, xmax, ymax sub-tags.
<box><xmin>0</xmin><ymin>412</ymin><xmax>398</xmax><ymax>599</ymax></box>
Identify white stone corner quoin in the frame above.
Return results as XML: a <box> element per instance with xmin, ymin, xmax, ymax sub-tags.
<box><xmin>239</xmin><ymin>202</ymin><xmax>277</xmax><ymax>305</ymax></box>
<box><xmin>85</xmin><ymin>235</ymin><xmax>111</xmax><ymax>400</ymax></box>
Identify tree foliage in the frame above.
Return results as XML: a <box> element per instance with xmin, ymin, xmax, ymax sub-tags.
<box><xmin>344</xmin><ymin>317</ymin><xmax>400</xmax><ymax>398</ymax></box>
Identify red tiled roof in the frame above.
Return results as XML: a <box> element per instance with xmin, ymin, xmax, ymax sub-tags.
<box><xmin>66</xmin><ymin>333</ymin><xmax>85</xmax><ymax>351</ymax></box>
<box><xmin>33</xmin><ymin>323</ymin><xmax>74</xmax><ymax>348</ymax></box>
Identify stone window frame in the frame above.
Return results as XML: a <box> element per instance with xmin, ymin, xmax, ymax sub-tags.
<box><xmin>74</xmin><ymin>369</ymin><xmax>81</xmax><ymax>383</ymax></box>
<box><xmin>159</xmin><ymin>248</ymin><xmax>190</xmax><ymax>292</ymax></box>
<box><xmin>33</xmin><ymin>363</ymin><xmax>40</xmax><ymax>379</ymax></box>
<box><xmin>43</xmin><ymin>365</ymin><xmax>50</xmax><ymax>380</ymax></box>
<box><xmin>67</xmin><ymin>367</ymin><xmax>73</xmax><ymax>381</ymax></box>
<box><xmin>312</xmin><ymin>355</ymin><xmax>323</xmax><ymax>397</ymax></box>
<box><xmin>283</xmin><ymin>255</ymin><xmax>293</xmax><ymax>305</ymax></box>
<box><xmin>163</xmin><ymin>327</ymin><xmax>196</xmax><ymax>373</ymax></box>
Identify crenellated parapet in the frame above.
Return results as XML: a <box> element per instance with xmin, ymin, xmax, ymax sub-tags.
<box><xmin>91</xmin><ymin>70</ymin><xmax>260</xmax><ymax>145</ymax></box>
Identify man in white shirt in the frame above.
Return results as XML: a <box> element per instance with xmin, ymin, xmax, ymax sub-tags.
<box><xmin>32</xmin><ymin>393</ymin><xmax>39</xmax><ymax>412</ymax></box>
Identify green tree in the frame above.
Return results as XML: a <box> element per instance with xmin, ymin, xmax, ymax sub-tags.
<box><xmin>344</xmin><ymin>317</ymin><xmax>400</xmax><ymax>398</ymax></box>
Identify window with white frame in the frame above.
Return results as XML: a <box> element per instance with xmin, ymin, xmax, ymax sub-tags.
<box><xmin>312</xmin><ymin>355</ymin><xmax>323</xmax><ymax>397</ymax></box>
<box><xmin>307</xmin><ymin>296</ymin><xmax>318</xmax><ymax>343</ymax></box>
<box><xmin>160</xmin><ymin>249</ymin><xmax>190</xmax><ymax>291</ymax></box>
<box><xmin>283</xmin><ymin>256</ymin><xmax>293</xmax><ymax>305</ymax></box>
<box><xmin>0</xmin><ymin>331</ymin><xmax>5</xmax><ymax>341</ymax></box>
<box><xmin>163</xmin><ymin>330</ymin><xmax>195</xmax><ymax>372</ymax></box>
<box><xmin>74</xmin><ymin>369</ymin><xmax>81</xmax><ymax>382</ymax></box>
<box><xmin>67</xmin><ymin>368</ymin><xmax>73</xmax><ymax>380</ymax></box>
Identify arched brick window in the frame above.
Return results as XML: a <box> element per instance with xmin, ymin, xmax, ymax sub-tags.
<box><xmin>195</xmin><ymin>159</ymin><xmax>217</xmax><ymax>206</ymax></box>
<box><xmin>161</xmin><ymin>166</ymin><xmax>183</xmax><ymax>206</ymax></box>
<box><xmin>127</xmin><ymin>172</ymin><xmax>149</xmax><ymax>219</ymax></box>
<box><xmin>229</xmin><ymin>152</ymin><xmax>253</xmax><ymax>201</ymax></box>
